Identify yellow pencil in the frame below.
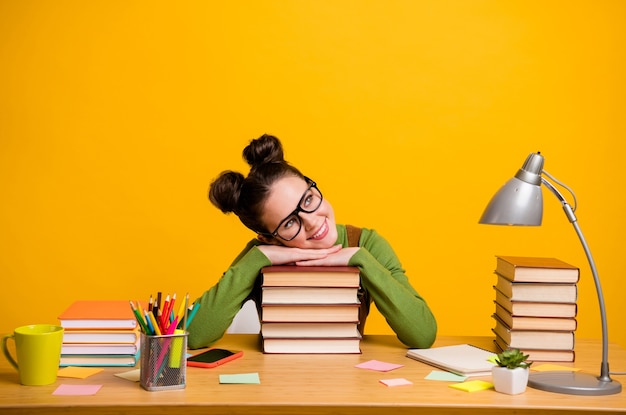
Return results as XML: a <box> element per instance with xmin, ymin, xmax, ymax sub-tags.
<box><xmin>147</xmin><ymin>310</ymin><xmax>162</xmax><ymax>336</ymax></box>
<box><xmin>136</xmin><ymin>300</ymin><xmax>147</xmax><ymax>324</ymax></box>
<box><xmin>176</xmin><ymin>293</ymin><xmax>189</xmax><ymax>322</ymax></box>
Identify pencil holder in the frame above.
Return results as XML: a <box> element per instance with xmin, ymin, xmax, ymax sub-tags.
<box><xmin>139</xmin><ymin>331</ymin><xmax>187</xmax><ymax>391</ymax></box>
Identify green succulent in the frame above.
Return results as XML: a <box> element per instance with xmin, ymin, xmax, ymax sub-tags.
<box><xmin>495</xmin><ymin>348</ymin><xmax>532</xmax><ymax>369</ymax></box>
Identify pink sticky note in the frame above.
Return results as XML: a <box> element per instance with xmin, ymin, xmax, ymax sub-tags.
<box><xmin>355</xmin><ymin>360</ymin><xmax>404</xmax><ymax>372</ymax></box>
<box><xmin>380</xmin><ymin>378</ymin><xmax>413</xmax><ymax>387</ymax></box>
<box><xmin>53</xmin><ymin>384</ymin><xmax>102</xmax><ymax>396</ymax></box>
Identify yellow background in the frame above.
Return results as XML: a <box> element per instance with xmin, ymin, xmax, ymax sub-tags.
<box><xmin>1</xmin><ymin>1</ymin><xmax>625</xmax><ymax>348</ymax></box>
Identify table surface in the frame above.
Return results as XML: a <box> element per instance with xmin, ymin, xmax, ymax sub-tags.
<box><xmin>1</xmin><ymin>334</ymin><xmax>625</xmax><ymax>415</ymax></box>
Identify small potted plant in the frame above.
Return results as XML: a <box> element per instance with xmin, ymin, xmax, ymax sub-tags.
<box><xmin>492</xmin><ymin>348</ymin><xmax>532</xmax><ymax>395</ymax></box>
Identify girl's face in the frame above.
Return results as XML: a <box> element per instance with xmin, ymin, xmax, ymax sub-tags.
<box><xmin>260</xmin><ymin>175</ymin><xmax>337</xmax><ymax>249</ymax></box>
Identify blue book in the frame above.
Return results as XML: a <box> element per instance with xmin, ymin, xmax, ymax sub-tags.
<box><xmin>59</xmin><ymin>349</ymin><xmax>140</xmax><ymax>367</ymax></box>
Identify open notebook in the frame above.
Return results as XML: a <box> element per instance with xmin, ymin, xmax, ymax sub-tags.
<box><xmin>406</xmin><ymin>344</ymin><xmax>496</xmax><ymax>377</ymax></box>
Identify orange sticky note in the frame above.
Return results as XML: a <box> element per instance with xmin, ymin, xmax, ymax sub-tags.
<box><xmin>57</xmin><ymin>367</ymin><xmax>103</xmax><ymax>379</ymax></box>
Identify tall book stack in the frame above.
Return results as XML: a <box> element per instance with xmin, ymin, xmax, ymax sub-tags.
<box><xmin>57</xmin><ymin>300</ymin><xmax>141</xmax><ymax>366</ymax></box>
<box><xmin>491</xmin><ymin>256</ymin><xmax>580</xmax><ymax>362</ymax></box>
<box><xmin>260</xmin><ymin>266</ymin><xmax>362</xmax><ymax>354</ymax></box>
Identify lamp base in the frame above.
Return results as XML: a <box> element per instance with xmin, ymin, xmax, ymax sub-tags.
<box><xmin>528</xmin><ymin>371</ymin><xmax>621</xmax><ymax>395</ymax></box>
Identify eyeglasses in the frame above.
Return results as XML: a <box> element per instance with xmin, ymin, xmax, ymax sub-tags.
<box><xmin>263</xmin><ymin>178</ymin><xmax>323</xmax><ymax>241</ymax></box>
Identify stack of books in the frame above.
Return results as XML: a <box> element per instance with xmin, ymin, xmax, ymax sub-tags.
<box><xmin>491</xmin><ymin>256</ymin><xmax>580</xmax><ymax>362</ymax></box>
<box><xmin>58</xmin><ymin>300</ymin><xmax>141</xmax><ymax>366</ymax></box>
<box><xmin>260</xmin><ymin>266</ymin><xmax>362</xmax><ymax>354</ymax></box>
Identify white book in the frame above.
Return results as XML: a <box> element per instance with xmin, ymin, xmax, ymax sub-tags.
<box><xmin>406</xmin><ymin>344</ymin><xmax>496</xmax><ymax>377</ymax></box>
<box><xmin>263</xmin><ymin>337</ymin><xmax>361</xmax><ymax>354</ymax></box>
<box><xmin>262</xmin><ymin>287</ymin><xmax>358</xmax><ymax>304</ymax></box>
<box><xmin>261</xmin><ymin>322</ymin><xmax>360</xmax><ymax>338</ymax></box>
<box><xmin>61</xmin><ymin>339</ymin><xmax>140</xmax><ymax>355</ymax></box>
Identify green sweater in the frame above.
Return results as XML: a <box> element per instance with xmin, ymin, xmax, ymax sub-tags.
<box><xmin>187</xmin><ymin>225</ymin><xmax>437</xmax><ymax>349</ymax></box>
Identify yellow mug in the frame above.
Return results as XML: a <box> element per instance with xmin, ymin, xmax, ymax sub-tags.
<box><xmin>2</xmin><ymin>324</ymin><xmax>64</xmax><ymax>386</ymax></box>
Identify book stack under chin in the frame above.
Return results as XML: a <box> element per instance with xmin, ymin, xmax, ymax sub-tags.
<box><xmin>491</xmin><ymin>256</ymin><xmax>580</xmax><ymax>362</ymax></box>
<box><xmin>58</xmin><ymin>300</ymin><xmax>141</xmax><ymax>367</ymax></box>
<box><xmin>260</xmin><ymin>266</ymin><xmax>362</xmax><ymax>354</ymax></box>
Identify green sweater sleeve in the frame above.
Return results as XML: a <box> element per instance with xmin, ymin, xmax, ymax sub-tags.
<box><xmin>187</xmin><ymin>241</ymin><xmax>271</xmax><ymax>349</ymax></box>
<box><xmin>187</xmin><ymin>226</ymin><xmax>436</xmax><ymax>350</ymax></box>
<box><xmin>345</xmin><ymin>226</ymin><xmax>437</xmax><ymax>349</ymax></box>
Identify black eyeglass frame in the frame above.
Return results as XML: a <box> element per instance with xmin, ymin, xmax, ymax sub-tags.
<box><xmin>260</xmin><ymin>177</ymin><xmax>323</xmax><ymax>241</ymax></box>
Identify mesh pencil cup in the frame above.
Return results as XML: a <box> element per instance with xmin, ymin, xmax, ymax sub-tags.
<box><xmin>139</xmin><ymin>330</ymin><xmax>187</xmax><ymax>391</ymax></box>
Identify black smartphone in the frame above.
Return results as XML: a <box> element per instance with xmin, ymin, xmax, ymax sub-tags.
<box><xmin>186</xmin><ymin>348</ymin><xmax>244</xmax><ymax>368</ymax></box>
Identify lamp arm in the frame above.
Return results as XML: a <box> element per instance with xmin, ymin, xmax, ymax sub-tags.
<box><xmin>542</xmin><ymin>177</ymin><xmax>613</xmax><ymax>382</ymax></box>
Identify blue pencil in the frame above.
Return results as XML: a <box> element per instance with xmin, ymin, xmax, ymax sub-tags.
<box><xmin>144</xmin><ymin>310</ymin><xmax>155</xmax><ymax>335</ymax></box>
<box><xmin>185</xmin><ymin>303</ymin><xmax>200</xmax><ymax>329</ymax></box>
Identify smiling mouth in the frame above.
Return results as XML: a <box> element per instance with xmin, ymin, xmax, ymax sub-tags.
<box><xmin>309</xmin><ymin>219</ymin><xmax>328</xmax><ymax>240</ymax></box>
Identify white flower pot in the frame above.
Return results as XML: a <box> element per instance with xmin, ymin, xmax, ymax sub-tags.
<box><xmin>492</xmin><ymin>366</ymin><xmax>529</xmax><ymax>395</ymax></box>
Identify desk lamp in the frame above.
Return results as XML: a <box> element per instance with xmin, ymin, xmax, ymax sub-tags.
<box><xmin>479</xmin><ymin>151</ymin><xmax>622</xmax><ymax>395</ymax></box>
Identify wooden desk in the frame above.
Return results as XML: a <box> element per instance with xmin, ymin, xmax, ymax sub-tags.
<box><xmin>1</xmin><ymin>335</ymin><xmax>625</xmax><ymax>414</ymax></box>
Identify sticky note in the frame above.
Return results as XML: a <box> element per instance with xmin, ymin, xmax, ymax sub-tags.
<box><xmin>169</xmin><ymin>329</ymin><xmax>186</xmax><ymax>368</ymax></box>
<box><xmin>448</xmin><ymin>380</ymin><xmax>494</xmax><ymax>392</ymax></box>
<box><xmin>57</xmin><ymin>367</ymin><xmax>103</xmax><ymax>379</ymax></box>
<box><xmin>532</xmin><ymin>364</ymin><xmax>581</xmax><ymax>372</ymax></box>
<box><xmin>355</xmin><ymin>360</ymin><xmax>404</xmax><ymax>372</ymax></box>
<box><xmin>53</xmin><ymin>384</ymin><xmax>102</xmax><ymax>396</ymax></box>
<box><xmin>219</xmin><ymin>372</ymin><xmax>260</xmax><ymax>384</ymax></box>
<box><xmin>425</xmin><ymin>370</ymin><xmax>467</xmax><ymax>382</ymax></box>
<box><xmin>114</xmin><ymin>368</ymin><xmax>141</xmax><ymax>382</ymax></box>
<box><xmin>380</xmin><ymin>378</ymin><xmax>413</xmax><ymax>387</ymax></box>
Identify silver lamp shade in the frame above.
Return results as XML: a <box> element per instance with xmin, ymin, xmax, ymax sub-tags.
<box><xmin>479</xmin><ymin>152</ymin><xmax>544</xmax><ymax>226</ymax></box>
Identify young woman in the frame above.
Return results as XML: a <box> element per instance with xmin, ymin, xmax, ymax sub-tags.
<box><xmin>187</xmin><ymin>134</ymin><xmax>437</xmax><ymax>349</ymax></box>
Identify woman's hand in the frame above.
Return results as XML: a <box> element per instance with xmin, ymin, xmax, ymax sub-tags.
<box><xmin>295</xmin><ymin>247</ymin><xmax>360</xmax><ymax>267</ymax></box>
<box><xmin>257</xmin><ymin>244</ymin><xmax>344</xmax><ymax>265</ymax></box>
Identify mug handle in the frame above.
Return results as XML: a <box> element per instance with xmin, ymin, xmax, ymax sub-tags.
<box><xmin>2</xmin><ymin>334</ymin><xmax>19</xmax><ymax>370</ymax></box>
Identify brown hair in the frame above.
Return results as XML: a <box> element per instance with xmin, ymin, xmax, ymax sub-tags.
<box><xmin>208</xmin><ymin>134</ymin><xmax>305</xmax><ymax>234</ymax></box>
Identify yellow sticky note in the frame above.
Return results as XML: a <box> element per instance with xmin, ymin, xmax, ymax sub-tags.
<box><xmin>57</xmin><ymin>366</ymin><xmax>103</xmax><ymax>379</ymax></box>
<box><xmin>532</xmin><ymin>364</ymin><xmax>581</xmax><ymax>372</ymax></box>
<box><xmin>449</xmin><ymin>380</ymin><xmax>494</xmax><ymax>392</ymax></box>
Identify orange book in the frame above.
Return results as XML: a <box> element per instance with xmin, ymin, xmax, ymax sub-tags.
<box><xmin>495</xmin><ymin>256</ymin><xmax>579</xmax><ymax>283</ymax></box>
<box><xmin>58</xmin><ymin>300</ymin><xmax>138</xmax><ymax>330</ymax></box>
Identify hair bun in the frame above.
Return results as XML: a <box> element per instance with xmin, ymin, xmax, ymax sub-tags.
<box><xmin>208</xmin><ymin>170</ymin><xmax>245</xmax><ymax>214</ymax></box>
<box><xmin>243</xmin><ymin>134</ymin><xmax>285</xmax><ymax>168</ymax></box>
